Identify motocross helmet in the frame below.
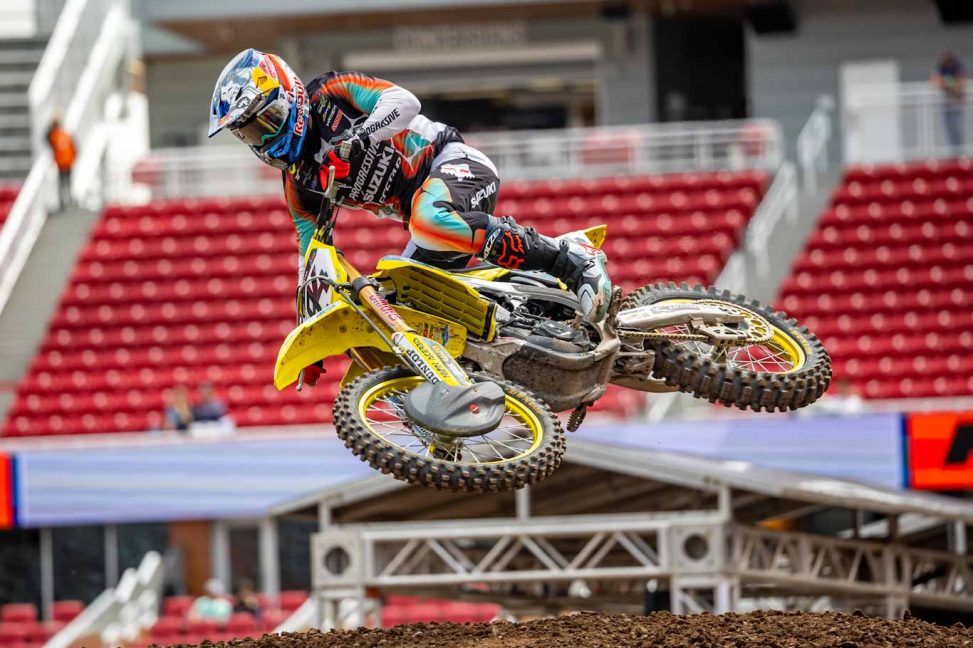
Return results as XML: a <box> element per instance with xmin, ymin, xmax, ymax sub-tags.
<box><xmin>208</xmin><ymin>49</ymin><xmax>309</xmax><ymax>170</ymax></box>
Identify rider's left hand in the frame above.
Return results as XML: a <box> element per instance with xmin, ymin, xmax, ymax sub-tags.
<box><xmin>323</xmin><ymin>149</ymin><xmax>351</xmax><ymax>181</ymax></box>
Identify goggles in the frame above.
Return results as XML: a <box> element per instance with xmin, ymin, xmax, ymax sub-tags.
<box><xmin>228</xmin><ymin>91</ymin><xmax>290</xmax><ymax>149</ymax></box>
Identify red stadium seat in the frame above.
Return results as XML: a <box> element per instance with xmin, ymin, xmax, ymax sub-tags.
<box><xmin>0</xmin><ymin>604</ymin><xmax>37</xmax><ymax>623</ymax></box>
<box><xmin>262</xmin><ymin>609</ymin><xmax>289</xmax><ymax>631</ymax></box>
<box><xmin>278</xmin><ymin>590</ymin><xmax>307</xmax><ymax>612</ymax></box>
<box><xmin>51</xmin><ymin>600</ymin><xmax>84</xmax><ymax>622</ymax></box>
<box><xmin>162</xmin><ymin>595</ymin><xmax>195</xmax><ymax>618</ymax></box>
<box><xmin>778</xmin><ymin>157</ymin><xmax>973</xmax><ymax>400</ymax></box>
<box><xmin>0</xmin><ymin>622</ymin><xmax>30</xmax><ymax>643</ymax></box>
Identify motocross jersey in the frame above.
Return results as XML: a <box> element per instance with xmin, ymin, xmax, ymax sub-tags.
<box><xmin>284</xmin><ymin>71</ymin><xmax>463</xmax><ymax>257</ymax></box>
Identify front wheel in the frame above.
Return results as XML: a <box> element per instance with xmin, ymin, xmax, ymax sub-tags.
<box><xmin>621</xmin><ymin>282</ymin><xmax>831</xmax><ymax>412</ymax></box>
<box><xmin>333</xmin><ymin>367</ymin><xmax>565</xmax><ymax>492</ymax></box>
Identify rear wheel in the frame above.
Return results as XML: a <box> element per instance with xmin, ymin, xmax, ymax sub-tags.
<box><xmin>333</xmin><ymin>367</ymin><xmax>564</xmax><ymax>492</ymax></box>
<box><xmin>621</xmin><ymin>282</ymin><xmax>831</xmax><ymax>412</ymax></box>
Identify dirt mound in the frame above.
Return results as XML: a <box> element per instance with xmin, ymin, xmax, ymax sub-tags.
<box><xmin>159</xmin><ymin>610</ymin><xmax>973</xmax><ymax>648</ymax></box>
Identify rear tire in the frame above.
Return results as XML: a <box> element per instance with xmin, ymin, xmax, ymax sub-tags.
<box><xmin>333</xmin><ymin>367</ymin><xmax>565</xmax><ymax>492</ymax></box>
<box><xmin>622</xmin><ymin>282</ymin><xmax>831</xmax><ymax>412</ymax></box>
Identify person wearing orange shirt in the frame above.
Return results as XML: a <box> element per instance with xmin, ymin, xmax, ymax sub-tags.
<box><xmin>46</xmin><ymin>118</ymin><xmax>77</xmax><ymax>210</ymax></box>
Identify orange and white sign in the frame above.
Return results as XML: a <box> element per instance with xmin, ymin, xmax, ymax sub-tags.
<box><xmin>908</xmin><ymin>411</ymin><xmax>973</xmax><ymax>490</ymax></box>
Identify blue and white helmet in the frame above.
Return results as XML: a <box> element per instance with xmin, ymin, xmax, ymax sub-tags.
<box><xmin>208</xmin><ymin>48</ymin><xmax>309</xmax><ymax>169</ymax></box>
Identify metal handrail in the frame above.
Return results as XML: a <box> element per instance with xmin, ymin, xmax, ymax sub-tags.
<box><xmin>796</xmin><ymin>95</ymin><xmax>835</xmax><ymax>195</ymax></box>
<box><xmin>119</xmin><ymin>118</ymin><xmax>783</xmax><ymax>201</ymax></box>
<box><xmin>842</xmin><ymin>79</ymin><xmax>973</xmax><ymax>164</ymax></box>
<box><xmin>44</xmin><ymin>551</ymin><xmax>164</xmax><ymax>648</ymax></box>
<box><xmin>746</xmin><ymin>162</ymin><xmax>798</xmax><ymax>277</ymax></box>
<box><xmin>0</xmin><ymin>0</ymin><xmax>131</xmax><ymax>316</ymax></box>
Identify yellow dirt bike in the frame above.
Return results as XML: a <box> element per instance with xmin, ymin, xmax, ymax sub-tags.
<box><xmin>274</xmin><ymin>169</ymin><xmax>831</xmax><ymax>493</ymax></box>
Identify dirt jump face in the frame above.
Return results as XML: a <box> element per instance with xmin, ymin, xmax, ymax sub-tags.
<box><xmin>154</xmin><ymin>610</ymin><xmax>973</xmax><ymax>648</ymax></box>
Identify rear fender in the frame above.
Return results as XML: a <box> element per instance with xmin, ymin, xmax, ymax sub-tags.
<box><xmin>273</xmin><ymin>301</ymin><xmax>467</xmax><ymax>390</ymax></box>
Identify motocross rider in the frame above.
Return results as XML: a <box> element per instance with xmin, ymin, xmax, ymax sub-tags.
<box><xmin>209</xmin><ymin>49</ymin><xmax>612</xmax><ymax>380</ymax></box>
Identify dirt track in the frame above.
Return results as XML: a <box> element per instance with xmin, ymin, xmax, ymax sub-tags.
<box><xmin>159</xmin><ymin>610</ymin><xmax>973</xmax><ymax>647</ymax></box>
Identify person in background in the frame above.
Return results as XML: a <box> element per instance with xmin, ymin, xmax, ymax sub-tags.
<box><xmin>932</xmin><ymin>51</ymin><xmax>966</xmax><ymax>154</ymax></box>
<box><xmin>164</xmin><ymin>384</ymin><xmax>194</xmax><ymax>432</ymax></box>
<box><xmin>46</xmin><ymin>117</ymin><xmax>77</xmax><ymax>211</ymax></box>
<box><xmin>192</xmin><ymin>381</ymin><xmax>229</xmax><ymax>422</ymax></box>
<box><xmin>232</xmin><ymin>579</ymin><xmax>263</xmax><ymax>618</ymax></box>
<box><xmin>189</xmin><ymin>578</ymin><xmax>233</xmax><ymax>622</ymax></box>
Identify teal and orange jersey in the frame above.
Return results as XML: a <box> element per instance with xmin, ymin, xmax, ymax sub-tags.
<box><xmin>283</xmin><ymin>71</ymin><xmax>462</xmax><ymax>257</ymax></box>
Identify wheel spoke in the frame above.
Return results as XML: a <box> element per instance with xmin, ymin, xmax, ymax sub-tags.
<box><xmin>362</xmin><ymin>386</ymin><xmax>538</xmax><ymax>465</ymax></box>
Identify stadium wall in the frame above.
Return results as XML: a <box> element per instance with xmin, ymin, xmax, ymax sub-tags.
<box><xmin>747</xmin><ymin>0</ymin><xmax>973</xmax><ymax>158</ymax></box>
<box><xmin>144</xmin><ymin>12</ymin><xmax>656</xmax><ymax>147</ymax></box>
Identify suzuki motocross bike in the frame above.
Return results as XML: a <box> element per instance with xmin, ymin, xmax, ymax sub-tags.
<box><xmin>274</xmin><ymin>168</ymin><xmax>831</xmax><ymax>493</ymax></box>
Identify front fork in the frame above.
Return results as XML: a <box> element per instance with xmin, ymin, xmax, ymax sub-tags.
<box><xmin>337</xmin><ymin>255</ymin><xmax>472</xmax><ymax>388</ymax></box>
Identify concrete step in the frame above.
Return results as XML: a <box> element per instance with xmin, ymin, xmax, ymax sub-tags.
<box><xmin>0</xmin><ymin>37</ymin><xmax>47</xmax><ymax>52</ymax></box>
<box><xmin>0</xmin><ymin>49</ymin><xmax>44</xmax><ymax>67</ymax></box>
<box><xmin>0</xmin><ymin>157</ymin><xmax>31</xmax><ymax>178</ymax></box>
<box><xmin>0</xmin><ymin>69</ymin><xmax>33</xmax><ymax>88</ymax></box>
<box><xmin>0</xmin><ymin>94</ymin><xmax>28</xmax><ymax>109</ymax></box>
<box><xmin>0</xmin><ymin>208</ymin><xmax>100</xmax><ymax>390</ymax></box>
<box><xmin>0</xmin><ymin>135</ymin><xmax>30</xmax><ymax>152</ymax></box>
<box><xmin>0</xmin><ymin>113</ymin><xmax>30</xmax><ymax>130</ymax></box>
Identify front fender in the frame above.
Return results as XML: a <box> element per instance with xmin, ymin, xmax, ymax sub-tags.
<box><xmin>273</xmin><ymin>301</ymin><xmax>467</xmax><ymax>390</ymax></box>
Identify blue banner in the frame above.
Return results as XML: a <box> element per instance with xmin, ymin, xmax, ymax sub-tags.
<box><xmin>14</xmin><ymin>436</ymin><xmax>373</xmax><ymax>527</ymax></box>
<box><xmin>581</xmin><ymin>413</ymin><xmax>905</xmax><ymax>490</ymax></box>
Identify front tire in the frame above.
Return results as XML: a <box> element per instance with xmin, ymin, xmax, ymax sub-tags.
<box><xmin>333</xmin><ymin>367</ymin><xmax>565</xmax><ymax>492</ymax></box>
<box><xmin>622</xmin><ymin>282</ymin><xmax>831</xmax><ymax>412</ymax></box>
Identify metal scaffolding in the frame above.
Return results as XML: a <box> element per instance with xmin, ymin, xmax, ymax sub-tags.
<box><xmin>270</xmin><ymin>439</ymin><xmax>973</xmax><ymax>625</ymax></box>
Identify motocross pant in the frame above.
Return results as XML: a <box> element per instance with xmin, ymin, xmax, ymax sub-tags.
<box><xmin>406</xmin><ymin>142</ymin><xmax>586</xmax><ymax>287</ymax></box>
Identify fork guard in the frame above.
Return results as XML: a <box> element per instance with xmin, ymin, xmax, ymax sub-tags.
<box><xmin>274</xmin><ymin>302</ymin><xmax>467</xmax><ymax>390</ymax></box>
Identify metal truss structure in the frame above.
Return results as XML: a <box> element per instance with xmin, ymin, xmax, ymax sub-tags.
<box><xmin>281</xmin><ymin>442</ymin><xmax>973</xmax><ymax>626</ymax></box>
<box><xmin>311</xmin><ymin>495</ymin><xmax>973</xmax><ymax>625</ymax></box>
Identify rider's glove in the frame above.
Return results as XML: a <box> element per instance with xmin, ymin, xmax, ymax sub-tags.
<box><xmin>303</xmin><ymin>360</ymin><xmax>325</xmax><ymax>387</ymax></box>
<box><xmin>332</xmin><ymin>129</ymin><xmax>370</xmax><ymax>162</ymax></box>
<box><xmin>323</xmin><ymin>148</ymin><xmax>352</xmax><ymax>181</ymax></box>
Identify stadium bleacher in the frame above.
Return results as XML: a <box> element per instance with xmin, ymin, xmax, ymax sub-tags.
<box><xmin>778</xmin><ymin>158</ymin><xmax>973</xmax><ymax>400</ymax></box>
<box><xmin>0</xmin><ymin>185</ymin><xmax>17</xmax><ymax>229</ymax></box>
<box><xmin>0</xmin><ymin>601</ymin><xmax>80</xmax><ymax>648</ymax></box>
<box><xmin>136</xmin><ymin>592</ymin><xmax>497</xmax><ymax>644</ymax></box>
<box><xmin>141</xmin><ymin>592</ymin><xmax>304</xmax><ymax>645</ymax></box>
<box><xmin>1</xmin><ymin>170</ymin><xmax>766</xmax><ymax>437</ymax></box>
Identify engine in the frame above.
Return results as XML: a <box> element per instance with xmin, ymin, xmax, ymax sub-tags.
<box><xmin>468</xmin><ymin>278</ymin><xmax>613</xmax><ymax>411</ymax></box>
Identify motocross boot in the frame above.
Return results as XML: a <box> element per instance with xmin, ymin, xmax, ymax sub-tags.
<box><xmin>481</xmin><ymin>217</ymin><xmax>612</xmax><ymax>322</ymax></box>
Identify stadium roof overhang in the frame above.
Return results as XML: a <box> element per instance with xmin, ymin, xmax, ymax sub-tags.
<box><xmin>141</xmin><ymin>0</ymin><xmax>756</xmax><ymax>57</ymax></box>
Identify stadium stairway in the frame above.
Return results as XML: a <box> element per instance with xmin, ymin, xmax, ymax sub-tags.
<box><xmin>0</xmin><ymin>36</ymin><xmax>45</xmax><ymax>182</ymax></box>
<box><xmin>0</xmin><ymin>207</ymin><xmax>100</xmax><ymax>421</ymax></box>
<box><xmin>748</xmin><ymin>168</ymin><xmax>842</xmax><ymax>303</ymax></box>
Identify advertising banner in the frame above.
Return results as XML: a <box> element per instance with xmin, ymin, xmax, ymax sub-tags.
<box><xmin>907</xmin><ymin>411</ymin><xmax>973</xmax><ymax>490</ymax></box>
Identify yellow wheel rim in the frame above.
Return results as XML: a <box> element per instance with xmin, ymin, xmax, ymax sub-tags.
<box><xmin>357</xmin><ymin>376</ymin><xmax>545</xmax><ymax>464</ymax></box>
<box><xmin>651</xmin><ymin>298</ymin><xmax>806</xmax><ymax>375</ymax></box>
